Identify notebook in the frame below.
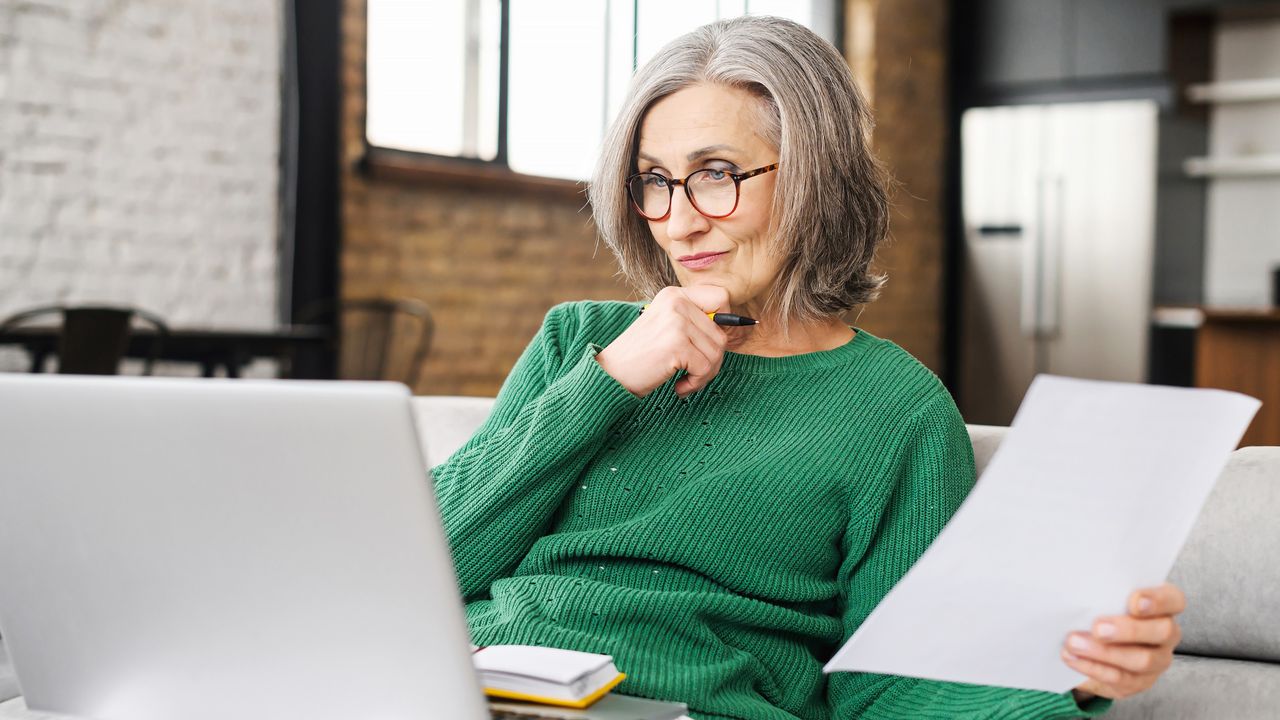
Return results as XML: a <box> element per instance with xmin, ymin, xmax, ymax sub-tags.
<box><xmin>474</xmin><ymin>646</ymin><xmax>626</xmax><ymax>708</ymax></box>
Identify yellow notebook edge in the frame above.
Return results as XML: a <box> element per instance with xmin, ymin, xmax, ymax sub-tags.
<box><xmin>483</xmin><ymin>672</ymin><xmax>627</xmax><ymax>709</ymax></box>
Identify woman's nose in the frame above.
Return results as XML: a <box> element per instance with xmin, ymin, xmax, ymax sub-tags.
<box><xmin>665</xmin><ymin>187</ymin><xmax>711</xmax><ymax>240</ymax></box>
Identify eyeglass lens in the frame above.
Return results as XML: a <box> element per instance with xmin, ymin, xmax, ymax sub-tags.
<box><xmin>628</xmin><ymin>170</ymin><xmax>738</xmax><ymax>219</ymax></box>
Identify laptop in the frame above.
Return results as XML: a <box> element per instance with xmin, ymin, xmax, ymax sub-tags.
<box><xmin>0</xmin><ymin>375</ymin><xmax>685</xmax><ymax>720</ymax></box>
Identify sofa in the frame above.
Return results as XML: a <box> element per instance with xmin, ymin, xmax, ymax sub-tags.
<box><xmin>1</xmin><ymin>394</ymin><xmax>1276</xmax><ymax>719</ymax></box>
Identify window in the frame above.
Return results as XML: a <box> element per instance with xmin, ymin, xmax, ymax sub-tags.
<box><xmin>366</xmin><ymin>0</ymin><xmax>839</xmax><ymax>182</ymax></box>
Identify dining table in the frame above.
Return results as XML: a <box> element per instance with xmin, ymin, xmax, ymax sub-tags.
<box><xmin>0</xmin><ymin>325</ymin><xmax>332</xmax><ymax>378</ymax></box>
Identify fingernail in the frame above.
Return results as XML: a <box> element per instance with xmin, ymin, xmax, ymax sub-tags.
<box><xmin>1095</xmin><ymin>622</ymin><xmax>1116</xmax><ymax>639</ymax></box>
<box><xmin>1138</xmin><ymin>597</ymin><xmax>1153</xmax><ymax>613</ymax></box>
<box><xmin>1062</xmin><ymin>649</ymin><xmax>1079</xmax><ymax>662</ymax></box>
<box><xmin>1068</xmin><ymin>635</ymin><xmax>1091</xmax><ymax>652</ymax></box>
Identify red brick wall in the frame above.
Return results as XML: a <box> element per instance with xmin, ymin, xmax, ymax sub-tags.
<box><xmin>849</xmin><ymin>0</ymin><xmax>949</xmax><ymax>373</ymax></box>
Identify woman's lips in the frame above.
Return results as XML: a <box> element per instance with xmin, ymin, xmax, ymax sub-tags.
<box><xmin>678</xmin><ymin>251</ymin><xmax>729</xmax><ymax>270</ymax></box>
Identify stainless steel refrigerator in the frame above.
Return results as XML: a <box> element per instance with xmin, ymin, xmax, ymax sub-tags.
<box><xmin>958</xmin><ymin>100</ymin><xmax>1158</xmax><ymax>426</ymax></box>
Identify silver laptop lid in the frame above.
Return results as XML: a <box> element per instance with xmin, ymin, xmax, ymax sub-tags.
<box><xmin>0</xmin><ymin>374</ymin><xmax>489</xmax><ymax>720</ymax></box>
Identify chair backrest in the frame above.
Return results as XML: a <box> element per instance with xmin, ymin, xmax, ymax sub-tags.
<box><xmin>0</xmin><ymin>305</ymin><xmax>168</xmax><ymax>375</ymax></box>
<box><xmin>301</xmin><ymin>298</ymin><xmax>434</xmax><ymax>389</ymax></box>
<box><xmin>409</xmin><ymin>396</ymin><xmax>1280</xmax><ymax>667</ymax></box>
<box><xmin>58</xmin><ymin>308</ymin><xmax>133</xmax><ymax>375</ymax></box>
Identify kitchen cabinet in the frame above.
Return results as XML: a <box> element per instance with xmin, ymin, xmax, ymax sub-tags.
<box><xmin>1072</xmin><ymin>0</ymin><xmax>1166</xmax><ymax>79</ymax></box>
<box><xmin>1195</xmin><ymin>308</ymin><xmax>1280</xmax><ymax>446</ymax></box>
<box><xmin>964</xmin><ymin>0</ymin><xmax>1166</xmax><ymax>95</ymax></box>
<box><xmin>971</xmin><ymin>0</ymin><xmax>1069</xmax><ymax>87</ymax></box>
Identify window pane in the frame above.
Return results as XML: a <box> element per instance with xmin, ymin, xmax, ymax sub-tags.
<box><xmin>634</xmin><ymin>0</ymin><xmax>719</xmax><ymax>68</ymax></box>
<box><xmin>746</xmin><ymin>0</ymin><xmax>812</xmax><ymax>27</ymax></box>
<box><xmin>476</xmin><ymin>0</ymin><xmax>501</xmax><ymax>160</ymax></box>
<box><xmin>366</xmin><ymin>0</ymin><xmax>500</xmax><ymax>160</ymax></box>
<box><xmin>605</xmin><ymin>0</ymin><xmax>636</xmax><ymax>127</ymax></box>
<box><xmin>507</xmin><ymin>1</ymin><xmax>609</xmax><ymax>180</ymax></box>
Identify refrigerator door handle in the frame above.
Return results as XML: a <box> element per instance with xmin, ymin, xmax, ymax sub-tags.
<box><xmin>1021</xmin><ymin>175</ymin><xmax>1064</xmax><ymax>339</ymax></box>
<box><xmin>1041</xmin><ymin>175</ymin><xmax>1064</xmax><ymax>338</ymax></box>
<box><xmin>1021</xmin><ymin>176</ymin><xmax>1046</xmax><ymax>338</ymax></box>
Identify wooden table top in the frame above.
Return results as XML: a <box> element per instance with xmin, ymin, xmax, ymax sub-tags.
<box><xmin>1200</xmin><ymin>306</ymin><xmax>1280</xmax><ymax>323</ymax></box>
<box><xmin>1153</xmin><ymin>306</ymin><xmax>1280</xmax><ymax>328</ymax></box>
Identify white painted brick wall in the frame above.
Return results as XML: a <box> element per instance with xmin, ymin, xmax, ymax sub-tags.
<box><xmin>0</xmin><ymin>0</ymin><xmax>282</xmax><ymax>374</ymax></box>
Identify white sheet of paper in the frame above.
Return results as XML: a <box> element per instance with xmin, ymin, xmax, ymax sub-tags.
<box><xmin>823</xmin><ymin>375</ymin><xmax>1260</xmax><ymax>693</ymax></box>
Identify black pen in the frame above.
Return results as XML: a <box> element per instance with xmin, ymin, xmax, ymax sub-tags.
<box><xmin>639</xmin><ymin>304</ymin><xmax>760</xmax><ymax>327</ymax></box>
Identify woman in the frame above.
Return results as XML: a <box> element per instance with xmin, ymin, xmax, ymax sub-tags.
<box><xmin>433</xmin><ymin>15</ymin><xmax>1183</xmax><ymax>720</ymax></box>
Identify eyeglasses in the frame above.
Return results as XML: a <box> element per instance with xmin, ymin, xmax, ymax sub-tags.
<box><xmin>625</xmin><ymin>163</ymin><xmax>779</xmax><ymax>221</ymax></box>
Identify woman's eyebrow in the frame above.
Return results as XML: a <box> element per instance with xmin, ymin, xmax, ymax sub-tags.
<box><xmin>685</xmin><ymin>144</ymin><xmax>742</xmax><ymax>161</ymax></box>
<box><xmin>637</xmin><ymin>144</ymin><xmax>744</xmax><ymax>166</ymax></box>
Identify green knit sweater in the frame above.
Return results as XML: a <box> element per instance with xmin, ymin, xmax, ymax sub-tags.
<box><xmin>433</xmin><ymin>300</ymin><xmax>1110</xmax><ymax>720</ymax></box>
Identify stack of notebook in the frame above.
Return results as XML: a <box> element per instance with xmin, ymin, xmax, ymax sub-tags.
<box><xmin>473</xmin><ymin>646</ymin><xmax>625</xmax><ymax>708</ymax></box>
<box><xmin>473</xmin><ymin>645</ymin><xmax>687</xmax><ymax>719</ymax></box>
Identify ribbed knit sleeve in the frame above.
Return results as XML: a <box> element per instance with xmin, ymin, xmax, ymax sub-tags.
<box><xmin>431</xmin><ymin>303</ymin><xmax>642</xmax><ymax>601</ymax></box>
<box><xmin>827</xmin><ymin>392</ymin><xmax>1113</xmax><ymax>719</ymax></box>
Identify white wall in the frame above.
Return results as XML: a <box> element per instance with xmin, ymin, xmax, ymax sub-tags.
<box><xmin>0</xmin><ymin>0</ymin><xmax>282</xmax><ymax>371</ymax></box>
<box><xmin>1203</xmin><ymin>19</ymin><xmax>1280</xmax><ymax>307</ymax></box>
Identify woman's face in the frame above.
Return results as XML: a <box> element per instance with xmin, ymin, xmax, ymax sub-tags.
<box><xmin>635</xmin><ymin>83</ymin><xmax>784</xmax><ymax>313</ymax></box>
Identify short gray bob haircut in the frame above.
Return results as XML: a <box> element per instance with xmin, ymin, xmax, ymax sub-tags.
<box><xmin>588</xmin><ymin>14</ymin><xmax>890</xmax><ymax>327</ymax></box>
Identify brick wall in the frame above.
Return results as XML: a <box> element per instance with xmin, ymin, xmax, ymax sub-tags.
<box><xmin>0</xmin><ymin>0</ymin><xmax>282</xmax><ymax>372</ymax></box>
<box><xmin>340</xmin><ymin>0</ymin><xmax>948</xmax><ymax>396</ymax></box>
<box><xmin>848</xmin><ymin>0</ymin><xmax>949</xmax><ymax>374</ymax></box>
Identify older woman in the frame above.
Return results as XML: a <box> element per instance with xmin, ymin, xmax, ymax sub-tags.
<box><xmin>433</xmin><ymin>15</ymin><xmax>1183</xmax><ymax>720</ymax></box>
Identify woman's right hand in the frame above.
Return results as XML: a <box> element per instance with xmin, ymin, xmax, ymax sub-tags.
<box><xmin>595</xmin><ymin>285</ymin><xmax>731</xmax><ymax>399</ymax></box>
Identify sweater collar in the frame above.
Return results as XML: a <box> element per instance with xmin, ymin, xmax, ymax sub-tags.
<box><xmin>718</xmin><ymin>327</ymin><xmax>872</xmax><ymax>374</ymax></box>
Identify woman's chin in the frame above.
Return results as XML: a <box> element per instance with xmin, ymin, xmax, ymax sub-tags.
<box><xmin>689</xmin><ymin>278</ymin><xmax>738</xmax><ymax>298</ymax></box>
<box><xmin>670</xmin><ymin>268</ymin><xmax>746</xmax><ymax>304</ymax></box>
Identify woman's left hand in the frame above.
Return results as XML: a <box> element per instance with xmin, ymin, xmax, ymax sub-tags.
<box><xmin>1062</xmin><ymin>583</ymin><xmax>1186</xmax><ymax>702</ymax></box>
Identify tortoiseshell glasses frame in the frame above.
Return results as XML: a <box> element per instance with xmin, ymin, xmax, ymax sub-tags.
<box><xmin>625</xmin><ymin>163</ymin><xmax>779</xmax><ymax>221</ymax></box>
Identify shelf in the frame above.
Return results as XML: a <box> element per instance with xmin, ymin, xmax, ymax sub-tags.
<box><xmin>1184</xmin><ymin>154</ymin><xmax>1280</xmax><ymax>178</ymax></box>
<box><xmin>1152</xmin><ymin>307</ymin><xmax>1204</xmax><ymax>329</ymax></box>
<box><xmin>1152</xmin><ymin>306</ymin><xmax>1280</xmax><ymax>328</ymax></box>
<box><xmin>1202</xmin><ymin>307</ymin><xmax>1280</xmax><ymax>323</ymax></box>
<box><xmin>1187</xmin><ymin>78</ymin><xmax>1280</xmax><ymax>103</ymax></box>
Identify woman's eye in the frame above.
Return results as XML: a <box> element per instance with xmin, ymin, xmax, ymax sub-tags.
<box><xmin>646</xmin><ymin>175</ymin><xmax>669</xmax><ymax>188</ymax></box>
<box><xmin>706</xmin><ymin>169</ymin><xmax>727</xmax><ymax>180</ymax></box>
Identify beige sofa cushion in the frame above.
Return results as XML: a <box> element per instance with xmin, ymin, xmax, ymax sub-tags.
<box><xmin>412</xmin><ymin>395</ymin><xmax>496</xmax><ymax>467</ymax></box>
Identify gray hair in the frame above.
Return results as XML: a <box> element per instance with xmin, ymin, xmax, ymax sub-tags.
<box><xmin>588</xmin><ymin>14</ymin><xmax>890</xmax><ymax>330</ymax></box>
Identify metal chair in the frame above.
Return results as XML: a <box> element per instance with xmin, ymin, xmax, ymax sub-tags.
<box><xmin>0</xmin><ymin>304</ymin><xmax>169</xmax><ymax>375</ymax></box>
<box><xmin>298</xmin><ymin>298</ymin><xmax>435</xmax><ymax>389</ymax></box>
